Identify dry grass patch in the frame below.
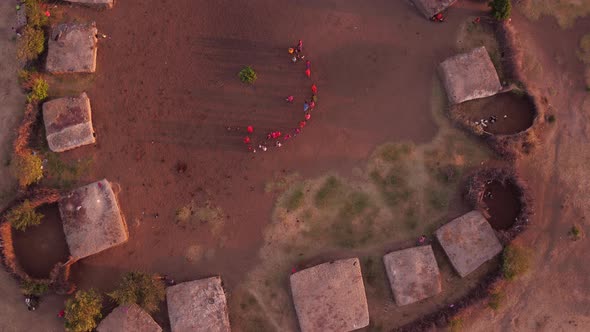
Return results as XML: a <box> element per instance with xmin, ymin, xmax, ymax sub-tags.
<box><xmin>175</xmin><ymin>200</ymin><xmax>225</xmax><ymax>236</ymax></box>
<box><xmin>519</xmin><ymin>0</ymin><xmax>590</xmax><ymax>29</ymax></box>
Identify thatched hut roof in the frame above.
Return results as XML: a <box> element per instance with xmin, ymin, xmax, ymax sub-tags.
<box><xmin>97</xmin><ymin>304</ymin><xmax>162</xmax><ymax>332</ymax></box>
<box><xmin>290</xmin><ymin>258</ymin><xmax>369</xmax><ymax>332</ymax></box>
<box><xmin>65</xmin><ymin>0</ymin><xmax>114</xmax><ymax>8</ymax></box>
<box><xmin>58</xmin><ymin>179</ymin><xmax>128</xmax><ymax>260</ymax></box>
<box><xmin>439</xmin><ymin>46</ymin><xmax>502</xmax><ymax>105</ymax></box>
<box><xmin>383</xmin><ymin>245</ymin><xmax>442</xmax><ymax>306</ymax></box>
<box><xmin>435</xmin><ymin>210</ymin><xmax>502</xmax><ymax>277</ymax></box>
<box><xmin>411</xmin><ymin>0</ymin><xmax>457</xmax><ymax>18</ymax></box>
<box><xmin>46</xmin><ymin>22</ymin><xmax>98</xmax><ymax>73</ymax></box>
<box><xmin>166</xmin><ymin>276</ymin><xmax>230</xmax><ymax>332</ymax></box>
<box><xmin>42</xmin><ymin>93</ymin><xmax>96</xmax><ymax>152</ymax></box>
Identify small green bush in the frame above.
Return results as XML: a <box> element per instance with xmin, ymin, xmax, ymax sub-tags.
<box><xmin>64</xmin><ymin>289</ymin><xmax>103</xmax><ymax>332</ymax></box>
<box><xmin>108</xmin><ymin>272</ymin><xmax>166</xmax><ymax>314</ymax></box>
<box><xmin>569</xmin><ymin>225</ymin><xmax>582</xmax><ymax>240</ymax></box>
<box><xmin>502</xmin><ymin>244</ymin><xmax>530</xmax><ymax>280</ymax></box>
<box><xmin>12</xmin><ymin>153</ymin><xmax>44</xmax><ymax>187</ymax></box>
<box><xmin>26</xmin><ymin>77</ymin><xmax>49</xmax><ymax>102</ymax></box>
<box><xmin>489</xmin><ymin>0</ymin><xmax>512</xmax><ymax>21</ymax></box>
<box><xmin>24</xmin><ymin>0</ymin><xmax>49</xmax><ymax>28</ymax></box>
<box><xmin>7</xmin><ymin>200</ymin><xmax>43</xmax><ymax>231</ymax></box>
<box><xmin>547</xmin><ymin>114</ymin><xmax>556</xmax><ymax>123</ymax></box>
<box><xmin>238</xmin><ymin>66</ymin><xmax>257</xmax><ymax>84</ymax></box>
<box><xmin>21</xmin><ymin>279</ymin><xmax>49</xmax><ymax>296</ymax></box>
<box><xmin>17</xmin><ymin>25</ymin><xmax>45</xmax><ymax>62</ymax></box>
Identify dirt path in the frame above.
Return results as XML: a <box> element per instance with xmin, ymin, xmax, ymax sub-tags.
<box><xmin>461</xmin><ymin>11</ymin><xmax>590</xmax><ymax>332</ymax></box>
<box><xmin>0</xmin><ymin>2</ymin><xmax>64</xmax><ymax>331</ymax></box>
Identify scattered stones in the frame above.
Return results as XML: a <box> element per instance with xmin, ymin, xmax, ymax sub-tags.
<box><xmin>42</xmin><ymin>92</ymin><xmax>96</xmax><ymax>152</ymax></box>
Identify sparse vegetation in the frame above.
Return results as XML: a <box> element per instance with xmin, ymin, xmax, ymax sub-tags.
<box><xmin>546</xmin><ymin>114</ymin><xmax>556</xmax><ymax>123</ymax></box>
<box><xmin>21</xmin><ymin>279</ymin><xmax>49</xmax><ymax>296</ymax></box>
<box><xmin>488</xmin><ymin>290</ymin><xmax>505</xmax><ymax>310</ymax></box>
<box><xmin>64</xmin><ymin>289</ymin><xmax>103</xmax><ymax>332</ymax></box>
<box><xmin>577</xmin><ymin>34</ymin><xmax>590</xmax><ymax>64</ymax></box>
<box><xmin>12</xmin><ymin>152</ymin><xmax>43</xmax><ymax>187</ymax></box>
<box><xmin>449</xmin><ymin>317</ymin><xmax>464</xmax><ymax>332</ymax></box>
<box><xmin>44</xmin><ymin>153</ymin><xmax>93</xmax><ymax>189</ymax></box>
<box><xmin>108</xmin><ymin>272</ymin><xmax>166</xmax><ymax>314</ymax></box>
<box><xmin>284</xmin><ymin>187</ymin><xmax>304</xmax><ymax>211</ymax></box>
<box><xmin>502</xmin><ymin>244</ymin><xmax>530</xmax><ymax>280</ymax></box>
<box><xmin>17</xmin><ymin>25</ymin><xmax>45</xmax><ymax>62</ymax></box>
<box><xmin>569</xmin><ymin>225</ymin><xmax>582</xmax><ymax>241</ymax></box>
<box><xmin>489</xmin><ymin>0</ymin><xmax>512</xmax><ymax>21</ymax></box>
<box><xmin>7</xmin><ymin>200</ymin><xmax>43</xmax><ymax>231</ymax></box>
<box><xmin>314</xmin><ymin>176</ymin><xmax>341</xmax><ymax>207</ymax></box>
<box><xmin>238</xmin><ymin>66</ymin><xmax>257</xmax><ymax>84</ymax></box>
<box><xmin>24</xmin><ymin>0</ymin><xmax>49</xmax><ymax>28</ymax></box>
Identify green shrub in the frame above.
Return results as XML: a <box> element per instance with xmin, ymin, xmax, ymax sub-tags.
<box><xmin>64</xmin><ymin>289</ymin><xmax>103</xmax><ymax>332</ymax></box>
<box><xmin>569</xmin><ymin>225</ymin><xmax>582</xmax><ymax>240</ymax></box>
<box><xmin>489</xmin><ymin>0</ymin><xmax>512</xmax><ymax>21</ymax></box>
<box><xmin>21</xmin><ymin>279</ymin><xmax>49</xmax><ymax>296</ymax></box>
<box><xmin>26</xmin><ymin>77</ymin><xmax>49</xmax><ymax>102</ymax></box>
<box><xmin>7</xmin><ymin>200</ymin><xmax>43</xmax><ymax>231</ymax></box>
<box><xmin>12</xmin><ymin>153</ymin><xmax>44</xmax><ymax>187</ymax></box>
<box><xmin>24</xmin><ymin>0</ymin><xmax>49</xmax><ymax>28</ymax></box>
<box><xmin>449</xmin><ymin>317</ymin><xmax>464</xmax><ymax>332</ymax></box>
<box><xmin>238</xmin><ymin>66</ymin><xmax>257</xmax><ymax>84</ymax></box>
<box><xmin>108</xmin><ymin>272</ymin><xmax>166</xmax><ymax>314</ymax></box>
<box><xmin>547</xmin><ymin>114</ymin><xmax>556</xmax><ymax>123</ymax></box>
<box><xmin>17</xmin><ymin>25</ymin><xmax>45</xmax><ymax>62</ymax></box>
<box><xmin>502</xmin><ymin>244</ymin><xmax>530</xmax><ymax>280</ymax></box>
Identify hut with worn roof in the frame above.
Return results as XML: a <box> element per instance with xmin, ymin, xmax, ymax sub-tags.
<box><xmin>166</xmin><ymin>276</ymin><xmax>230</xmax><ymax>332</ymax></box>
<box><xmin>58</xmin><ymin>179</ymin><xmax>128</xmax><ymax>260</ymax></box>
<box><xmin>290</xmin><ymin>258</ymin><xmax>369</xmax><ymax>332</ymax></box>
<box><xmin>96</xmin><ymin>304</ymin><xmax>162</xmax><ymax>332</ymax></box>
<box><xmin>439</xmin><ymin>46</ymin><xmax>503</xmax><ymax>105</ymax></box>
<box><xmin>383</xmin><ymin>245</ymin><xmax>442</xmax><ymax>306</ymax></box>
<box><xmin>42</xmin><ymin>92</ymin><xmax>96</xmax><ymax>152</ymax></box>
<box><xmin>46</xmin><ymin>22</ymin><xmax>98</xmax><ymax>73</ymax></box>
<box><xmin>411</xmin><ymin>0</ymin><xmax>457</xmax><ymax>19</ymax></box>
<box><xmin>435</xmin><ymin>210</ymin><xmax>503</xmax><ymax>277</ymax></box>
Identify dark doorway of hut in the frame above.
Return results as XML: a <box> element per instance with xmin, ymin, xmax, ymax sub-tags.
<box><xmin>482</xmin><ymin>181</ymin><xmax>522</xmax><ymax>231</ymax></box>
<box><xmin>12</xmin><ymin>203</ymin><xmax>70</xmax><ymax>279</ymax></box>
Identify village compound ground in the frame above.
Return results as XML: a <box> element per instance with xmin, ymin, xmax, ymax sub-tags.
<box><xmin>1</xmin><ymin>0</ymin><xmax>590</xmax><ymax>331</ymax></box>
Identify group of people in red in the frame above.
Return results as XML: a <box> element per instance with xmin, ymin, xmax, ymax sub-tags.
<box><xmin>243</xmin><ymin>39</ymin><xmax>319</xmax><ymax>153</ymax></box>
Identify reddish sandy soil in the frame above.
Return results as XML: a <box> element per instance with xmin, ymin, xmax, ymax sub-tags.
<box><xmin>53</xmin><ymin>0</ymin><xmax>487</xmax><ymax>292</ymax></box>
<box><xmin>455</xmin><ymin>92</ymin><xmax>536</xmax><ymax>135</ymax></box>
<box><xmin>12</xmin><ymin>204</ymin><xmax>70</xmax><ymax>279</ymax></box>
<box><xmin>483</xmin><ymin>181</ymin><xmax>521</xmax><ymax>230</ymax></box>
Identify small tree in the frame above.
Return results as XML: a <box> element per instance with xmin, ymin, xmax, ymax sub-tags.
<box><xmin>7</xmin><ymin>200</ymin><xmax>43</xmax><ymax>231</ymax></box>
<box><xmin>238</xmin><ymin>66</ymin><xmax>257</xmax><ymax>84</ymax></box>
<box><xmin>64</xmin><ymin>289</ymin><xmax>103</xmax><ymax>332</ymax></box>
<box><xmin>21</xmin><ymin>279</ymin><xmax>49</xmax><ymax>296</ymax></box>
<box><xmin>108</xmin><ymin>272</ymin><xmax>166</xmax><ymax>314</ymax></box>
<box><xmin>489</xmin><ymin>0</ymin><xmax>512</xmax><ymax>21</ymax></box>
<box><xmin>17</xmin><ymin>25</ymin><xmax>45</xmax><ymax>62</ymax></box>
<box><xmin>12</xmin><ymin>152</ymin><xmax>44</xmax><ymax>187</ymax></box>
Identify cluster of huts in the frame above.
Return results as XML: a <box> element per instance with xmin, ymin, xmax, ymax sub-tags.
<box><xmin>31</xmin><ymin>1</ymin><xmax>509</xmax><ymax>331</ymax></box>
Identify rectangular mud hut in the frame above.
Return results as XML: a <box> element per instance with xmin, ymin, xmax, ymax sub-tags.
<box><xmin>65</xmin><ymin>0</ymin><xmax>114</xmax><ymax>8</ymax></box>
<box><xmin>411</xmin><ymin>0</ymin><xmax>457</xmax><ymax>18</ymax></box>
<box><xmin>42</xmin><ymin>92</ymin><xmax>96</xmax><ymax>152</ymax></box>
<box><xmin>435</xmin><ymin>210</ymin><xmax>503</xmax><ymax>277</ymax></box>
<box><xmin>96</xmin><ymin>304</ymin><xmax>162</xmax><ymax>332</ymax></box>
<box><xmin>383</xmin><ymin>245</ymin><xmax>442</xmax><ymax>306</ymax></box>
<box><xmin>166</xmin><ymin>276</ymin><xmax>230</xmax><ymax>332</ymax></box>
<box><xmin>439</xmin><ymin>46</ymin><xmax>503</xmax><ymax>105</ymax></box>
<box><xmin>46</xmin><ymin>22</ymin><xmax>98</xmax><ymax>73</ymax></box>
<box><xmin>290</xmin><ymin>258</ymin><xmax>370</xmax><ymax>332</ymax></box>
<box><xmin>58</xmin><ymin>179</ymin><xmax>128</xmax><ymax>260</ymax></box>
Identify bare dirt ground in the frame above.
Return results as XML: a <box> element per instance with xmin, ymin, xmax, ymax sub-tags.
<box><xmin>2</xmin><ymin>0</ymin><xmax>590</xmax><ymax>331</ymax></box>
